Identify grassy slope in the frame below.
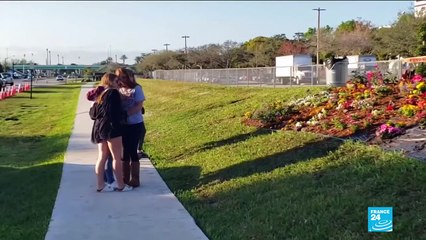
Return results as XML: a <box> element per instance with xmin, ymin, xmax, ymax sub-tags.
<box><xmin>141</xmin><ymin>79</ymin><xmax>425</xmax><ymax>240</ymax></box>
<box><xmin>0</xmin><ymin>84</ymin><xmax>81</xmax><ymax>240</ymax></box>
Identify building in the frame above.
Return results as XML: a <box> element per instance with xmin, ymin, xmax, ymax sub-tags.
<box><xmin>415</xmin><ymin>0</ymin><xmax>426</xmax><ymax>17</ymax></box>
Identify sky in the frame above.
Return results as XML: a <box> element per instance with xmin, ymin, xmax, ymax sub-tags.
<box><xmin>0</xmin><ymin>1</ymin><xmax>414</xmax><ymax>65</ymax></box>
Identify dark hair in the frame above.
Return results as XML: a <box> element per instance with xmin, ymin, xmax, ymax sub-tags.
<box><xmin>116</xmin><ymin>67</ymin><xmax>137</xmax><ymax>89</ymax></box>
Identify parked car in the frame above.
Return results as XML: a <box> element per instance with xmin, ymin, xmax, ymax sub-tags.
<box><xmin>0</xmin><ymin>73</ymin><xmax>14</xmax><ymax>86</ymax></box>
<box><xmin>56</xmin><ymin>75</ymin><xmax>64</xmax><ymax>81</ymax></box>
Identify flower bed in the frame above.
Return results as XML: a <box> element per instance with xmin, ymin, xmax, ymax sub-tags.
<box><xmin>243</xmin><ymin>67</ymin><xmax>426</xmax><ymax>141</ymax></box>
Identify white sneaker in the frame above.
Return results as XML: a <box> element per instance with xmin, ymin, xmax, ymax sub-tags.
<box><xmin>97</xmin><ymin>184</ymin><xmax>115</xmax><ymax>192</ymax></box>
<box><xmin>115</xmin><ymin>184</ymin><xmax>133</xmax><ymax>192</ymax></box>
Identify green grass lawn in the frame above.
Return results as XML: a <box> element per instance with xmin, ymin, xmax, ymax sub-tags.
<box><xmin>141</xmin><ymin>79</ymin><xmax>426</xmax><ymax>240</ymax></box>
<box><xmin>0</xmin><ymin>84</ymin><xmax>81</xmax><ymax>240</ymax></box>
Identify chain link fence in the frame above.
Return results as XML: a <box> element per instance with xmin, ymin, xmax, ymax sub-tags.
<box><xmin>152</xmin><ymin>59</ymin><xmax>404</xmax><ymax>87</ymax></box>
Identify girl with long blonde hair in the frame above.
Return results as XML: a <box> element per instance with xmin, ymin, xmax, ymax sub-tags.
<box><xmin>90</xmin><ymin>73</ymin><xmax>133</xmax><ymax>192</ymax></box>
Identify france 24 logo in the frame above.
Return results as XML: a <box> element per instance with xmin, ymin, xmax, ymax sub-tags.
<box><xmin>368</xmin><ymin>207</ymin><xmax>393</xmax><ymax>232</ymax></box>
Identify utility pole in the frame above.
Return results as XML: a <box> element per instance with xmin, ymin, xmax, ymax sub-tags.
<box><xmin>46</xmin><ymin>48</ymin><xmax>49</xmax><ymax>65</ymax></box>
<box><xmin>152</xmin><ymin>49</ymin><xmax>157</xmax><ymax>54</ymax></box>
<box><xmin>164</xmin><ymin>43</ymin><xmax>170</xmax><ymax>51</ymax></box>
<box><xmin>254</xmin><ymin>39</ymin><xmax>265</xmax><ymax>68</ymax></box>
<box><xmin>182</xmin><ymin>35</ymin><xmax>190</xmax><ymax>69</ymax></box>
<box><xmin>49</xmin><ymin>51</ymin><xmax>51</xmax><ymax>65</ymax></box>
<box><xmin>57</xmin><ymin>54</ymin><xmax>60</xmax><ymax>65</ymax></box>
<box><xmin>312</xmin><ymin>7</ymin><xmax>326</xmax><ymax>79</ymax></box>
<box><xmin>294</xmin><ymin>32</ymin><xmax>304</xmax><ymax>41</ymax></box>
<box><xmin>181</xmin><ymin>35</ymin><xmax>190</xmax><ymax>54</ymax></box>
<box><xmin>62</xmin><ymin>56</ymin><xmax>64</xmax><ymax>65</ymax></box>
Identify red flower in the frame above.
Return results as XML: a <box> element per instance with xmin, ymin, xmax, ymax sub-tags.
<box><xmin>343</xmin><ymin>100</ymin><xmax>353</xmax><ymax>109</ymax></box>
<box><xmin>418</xmin><ymin>100</ymin><xmax>426</xmax><ymax>110</ymax></box>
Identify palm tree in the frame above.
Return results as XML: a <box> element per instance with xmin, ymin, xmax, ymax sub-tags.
<box><xmin>120</xmin><ymin>54</ymin><xmax>128</xmax><ymax>64</ymax></box>
<box><xmin>135</xmin><ymin>56</ymin><xmax>142</xmax><ymax>64</ymax></box>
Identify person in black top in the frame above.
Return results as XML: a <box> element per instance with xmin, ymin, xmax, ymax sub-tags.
<box><xmin>90</xmin><ymin>73</ymin><xmax>132</xmax><ymax>192</ymax></box>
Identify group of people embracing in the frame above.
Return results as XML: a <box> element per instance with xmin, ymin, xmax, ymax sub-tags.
<box><xmin>87</xmin><ymin>67</ymin><xmax>147</xmax><ymax>192</ymax></box>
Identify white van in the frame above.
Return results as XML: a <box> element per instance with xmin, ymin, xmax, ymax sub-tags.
<box><xmin>275</xmin><ymin>54</ymin><xmax>315</xmax><ymax>84</ymax></box>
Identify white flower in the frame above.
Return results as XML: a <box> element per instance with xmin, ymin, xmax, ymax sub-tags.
<box><xmin>295</xmin><ymin>122</ymin><xmax>302</xmax><ymax>128</ymax></box>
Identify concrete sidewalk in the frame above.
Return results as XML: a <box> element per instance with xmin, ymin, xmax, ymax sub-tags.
<box><xmin>45</xmin><ymin>84</ymin><xmax>208</xmax><ymax>240</ymax></box>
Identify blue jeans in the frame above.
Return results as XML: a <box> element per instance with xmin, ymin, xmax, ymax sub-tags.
<box><xmin>103</xmin><ymin>155</ymin><xmax>115</xmax><ymax>184</ymax></box>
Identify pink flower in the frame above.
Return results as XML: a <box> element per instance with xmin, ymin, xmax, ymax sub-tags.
<box><xmin>376</xmin><ymin>123</ymin><xmax>403</xmax><ymax>139</ymax></box>
<box><xmin>366</xmin><ymin>71</ymin><xmax>373</xmax><ymax>81</ymax></box>
<box><xmin>412</xmin><ymin>74</ymin><xmax>423</xmax><ymax>83</ymax></box>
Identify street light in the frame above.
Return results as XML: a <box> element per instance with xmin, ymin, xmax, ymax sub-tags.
<box><xmin>313</xmin><ymin>7</ymin><xmax>326</xmax><ymax>81</ymax></box>
<box><xmin>23</xmin><ymin>54</ymin><xmax>26</xmax><ymax>72</ymax></box>
<box><xmin>46</xmin><ymin>48</ymin><xmax>49</xmax><ymax>65</ymax></box>
<box><xmin>164</xmin><ymin>43</ymin><xmax>170</xmax><ymax>51</ymax></box>
<box><xmin>152</xmin><ymin>49</ymin><xmax>157</xmax><ymax>54</ymax></box>
<box><xmin>57</xmin><ymin>54</ymin><xmax>60</xmax><ymax>65</ymax></box>
<box><xmin>30</xmin><ymin>58</ymin><xmax>34</xmax><ymax>99</ymax></box>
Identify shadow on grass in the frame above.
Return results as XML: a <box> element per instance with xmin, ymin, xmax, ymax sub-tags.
<box><xmin>200</xmin><ymin>137</ymin><xmax>342</xmax><ymax>186</ymax></box>
<box><xmin>188</xmin><ymin>149</ymin><xmax>426</xmax><ymax>240</ymax></box>
<box><xmin>200</xmin><ymin>128</ymin><xmax>273</xmax><ymax>152</ymax></box>
<box><xmin>0</xmin><ymin>134</ymin><xmax>71</xmax><ymax>166</ymax></box>
<box><xmin>163</xmin><ymin>137</ymin><xmax>342</xmax><ymax>193</ymax></box>
<box><xmin>0</xmin><ymin>163</ymin><xmax>63</xmax><ymax>240</ymax></box>
<box><xmin>171</xmin><ymin>128</ymin><xmax>273</xmax><ymax>162</ymax></box>
<box><xmin>157</xmin><ymin>165</ymin><xmax>202</xmax><ymax>192</ymax></box>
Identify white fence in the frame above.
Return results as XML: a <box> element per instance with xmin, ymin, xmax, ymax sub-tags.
<box><xmin>152</xmin><ymin>60</ymin><xmax>404</xmax><ymax>87</ymax></box>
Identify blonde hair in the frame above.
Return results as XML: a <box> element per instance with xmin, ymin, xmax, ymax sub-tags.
<box><xmin>96</xmin><ymin>73</ymin><xmax>117</xmax><ymax>103</ymax></box>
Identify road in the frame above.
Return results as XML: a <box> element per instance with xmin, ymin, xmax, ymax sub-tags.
<box><xmin>13</xmin><ymin>78</ymin><xmax>68</xmax><ymax>87</ymax></box>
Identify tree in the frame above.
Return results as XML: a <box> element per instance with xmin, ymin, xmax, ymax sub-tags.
<box><xmin>243</xmin><ymin>36</ymin><xmax>267</xmax><ymax>67</ymax></box>
<box><xmin>83</xmin><ymin>68</ymin><xmax>95</xmax><ymax>76</ymax></box>
<box><xmin>336</xmin><ymin>20</ymin><xmax>356</xmax><ymax>33</ymax></box>
<box><xmin>305</xmin><ymin>25</ymin><xmax>335</xmax><ymax>62</ymax></box>
<box><xmin>220</xmin><ymin>40</ymin><xmax>242</xmax><ymax>68</ymax></box>
<box><xmin>135</xmin><ymin>53</ymin><xmax>150</xmax><ymax>64</ymax></box>
<box><xmin>304</xmin><ymin>27</ymin><xmax>316</xmax><ymax>41</ymax></box>
<box><xmin>277</xmin><ymin>40</ymin><xmax>309</xmax><ymax>55</ymax></box>
<box><xmin>120</xmin><ymin>55</ymin><xmax>128</xmax><ymax>64</ymax></box>
<box><xmin>416</xmin><ymin>22</ymin><xmax>426</xmax><ymax>75</ymax></box>
<box><xmin>372</xmin><ymin>12</ymin><xmax>426</xmax><ymax>59</ymax></box>
<box><xmin>100</xmin><ymin>57</ymin><xmax>113</xmax><ymax>65</ymax></box>
<box><xmin>135</xmin><ymin>56</ymin><xmax>143</xmax><ymax>64</ymax></box>
<box><xmin>334</xmin><ymin>19</ymin><xmax>374</xmax><ymax>55</ymax></box>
